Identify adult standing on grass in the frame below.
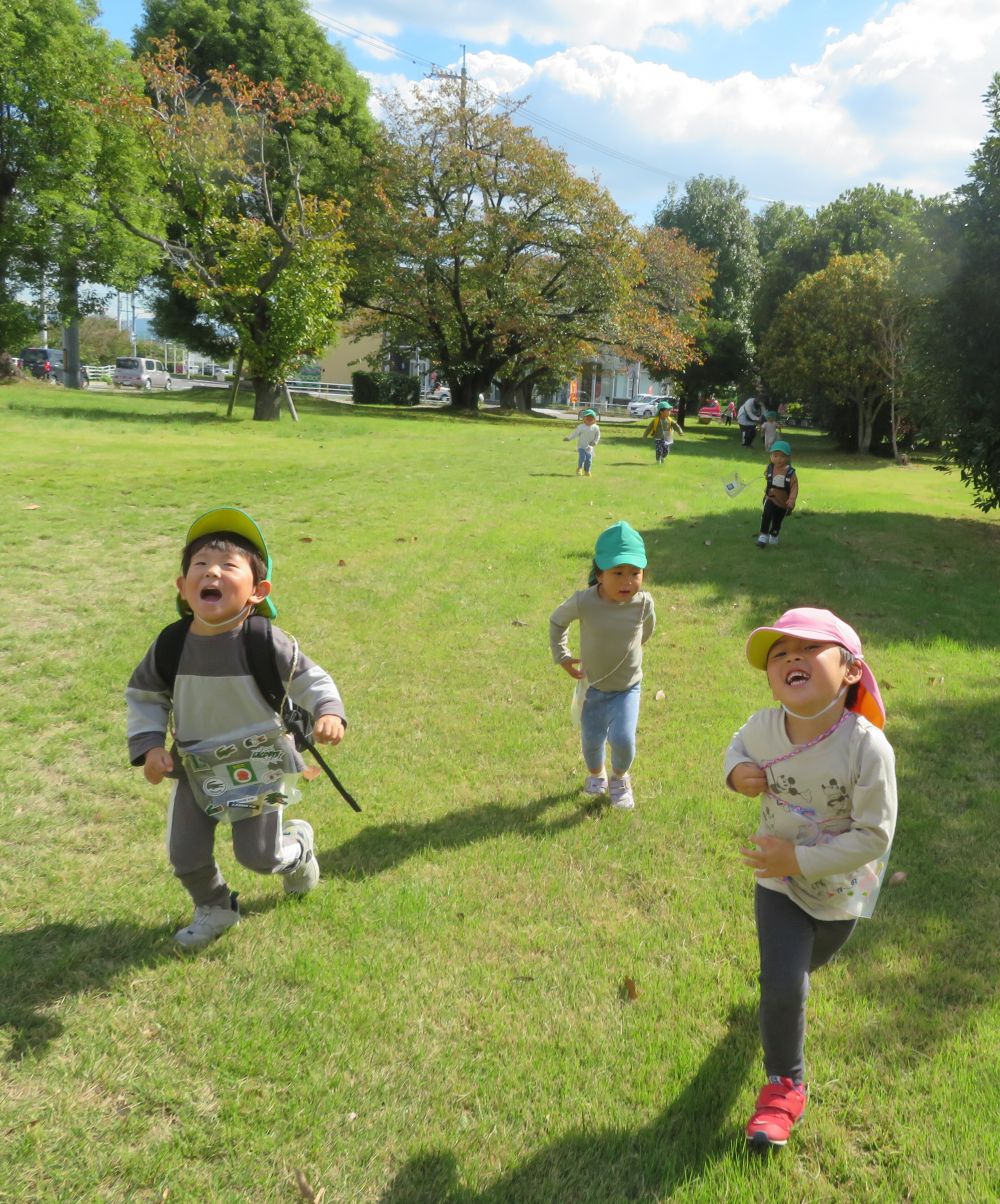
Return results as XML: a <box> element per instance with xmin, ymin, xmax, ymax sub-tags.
<box><xmin>737</xmin><ymin>396</ymin><xmax>765</xmax><ymax>448</ymax></box>
<box><xmin>549</xmin><ymin>521</ymin><xmax>656</xmax><ymax>810</ymax></box>
<box><xmin>724</xmin><ymin>608</ymin><xmax>897</xmax><ymax>1149</ymax></box>
<box><xmin>563</xmin><ymin>408</ymin><xmax>601</xmax><ymax>476</ymax></box>
<box><xmin>126</xmin><ymin>507</ymin><xmax>347</xmax><ymax>949</ymax></box>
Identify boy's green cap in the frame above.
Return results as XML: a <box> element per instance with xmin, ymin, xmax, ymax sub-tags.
<box><xmin>180</xmin><ymin>506</ymin><xmax>277</xmax><ymax>619</ymax></box>
<box><xmin>581</xmin><ymin>408</ymin><xmax>597</xmax><ymax>418</ymax></box>
<box><xmin>656</xmin><ymin>400</ymin><xmax>674</xmax><ymax>411</ymax></box>
<box><xmin>770</xmin><ymin>440</ymin><xmax>791</xmax><ymax>456</ymax></box>
<box><xmin>594</xmin><ymin>520</ymin><xmax>647</xmax><ymax>570</ymax></box>
<box><xmin>766</xmin><ymin>410</ymin><xmax>778</xmax><ymax>418</ymax></box>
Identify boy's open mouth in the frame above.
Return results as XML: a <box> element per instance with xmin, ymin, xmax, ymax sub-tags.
<box><xmin>200</xmin><ymin>586</ymin><xmax>223</xmax><ymax>601</ymax></box>
<box><xmin>786</xmin><ymin>670</ymin><xmax>809</xmax><ymax>685</ymax></box>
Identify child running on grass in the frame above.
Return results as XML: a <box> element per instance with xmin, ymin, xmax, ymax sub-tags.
<box><xmin>642</xmin><ymin>399</ymin><xmax>682</xmax><ymax>464</ymax></box>
<box><xmin>549</xmin><ymin>521</ymin><xmax>656</xmax><ymax>810</ymax></box>
<box><xmin>757</xmin><ymin>439</ymin><xmax>798</xmax><ymax>548</ymax></box>
<box><xmin>564</xmin><ymin>408</ymin><xmax>601</xmax><ymax>476</ymax></box>
<box><xmin>126</xmin><ymin>507</ymin><xmax>347</xmax><ymax>949</ymax></box>
<box><xmin>724</xmin><ymin>608</ymin><xmax>897</xmax><ymax>1149</ymax></box>
<box><xmin>761</xmin><ymin>410</ymin><xmax>782</xmax><ymax>451</ymax></box>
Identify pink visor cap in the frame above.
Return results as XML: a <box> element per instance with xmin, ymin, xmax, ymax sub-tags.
<box><xmin>745</xmin><ymin>607</ymin><xmax>886</xmax><ymax>729</ymax></box>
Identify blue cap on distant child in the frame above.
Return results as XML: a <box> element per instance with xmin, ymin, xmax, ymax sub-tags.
<box><xmin>594</xmin><ymin>520</ymin><xmax>647</xmax><ymax>570</ymax></box>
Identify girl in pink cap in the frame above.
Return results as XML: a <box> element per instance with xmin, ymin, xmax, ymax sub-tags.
<box><xmin>724</xmin><ymin>607</ymin><xmax>897</xmax><ymax>1149</ymax></box>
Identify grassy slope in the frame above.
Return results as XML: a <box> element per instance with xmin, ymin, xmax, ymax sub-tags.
<box><xmin>1</xmin><ymin>382</ymin><xmax>998</xmax><ymax>1202</ymax></box>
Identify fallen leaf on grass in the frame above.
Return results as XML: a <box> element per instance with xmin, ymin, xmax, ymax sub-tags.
<box><xmin>511</xmin><ymin>619</ymin><xmax>528</xmax><ymax>627</ymax></box>
<box><xmin>24</xmin><ymin>504</ymin><xmax>40</xmax><ymax>510</ymax></box>
<box><xmin>927</xmin><ymin>675</ymin><xmax>945</xmax><ymax>686</ymax></box>
<box><xmin>621</xmin><ymin>977</ymin><xmax>639</xmax><ymax>1002</ymax></box>
<box><xmin>654</xmin><ymin>690</ymin><xmax>666</xmax><ymax>701</ymax></box>
<box><xmin>704</xmin><ymin>540</ymin><xmax>712</xmax><ymax>546</ymax></box>
<box><xmin>300</xmin><ymin>536</ymin><xmax>314</xmax><ymax>542</ymax></box>
<box><xmin>889</xmin><ymin>871</ymin><xmax>907</xmax><ymax>886</ymax></box>
<box><xmin>301</xmin><ymin>765</ymin><xmax>323</xmax><ymax>782</ymax></box>
<box><xmin>337</xmin><ymin>559</ymin><xmax>346</xmax><ymax>566</ymax></box>
<box><xmin>295</xmin><ymin>1170</ymin><xmax>325</xmax><ymax>1203</ymax></box>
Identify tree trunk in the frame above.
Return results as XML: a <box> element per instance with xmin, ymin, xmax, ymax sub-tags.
<box><xmin>449</xmin><ymin>382</ymin><xmax>482</xmax><ymax>411</ymax></box>
<box><xmin>514</xmin><ymin>380</ymin><xmax>533</xmax><ymax>413</ymax></box>
<box><xmin>59</xmin><ymin>268</ymin><xmax>82</xmax><ymax>390</ymax></box>
<box><xmin>497</xmin><ymin>381</ymin><xmax>517</xmax><ymax>410</ymax></box>
<box><xmin>253</xmin><ymin>378</ymin><xmax>283</xmax><ymax>421</ymax></box>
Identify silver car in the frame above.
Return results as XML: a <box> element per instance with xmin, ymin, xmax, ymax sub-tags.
<box><xmin>113</xmin><ymin>356</ymin><xmax>172</xmax><ymax>390</ymax></box>
<box><xmin>627</xmin><ymin>395</ymin><xmax>672</xmax><ymax>418</ymax></box>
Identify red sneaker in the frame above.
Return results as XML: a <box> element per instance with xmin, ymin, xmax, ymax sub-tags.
<box><xmin>746</xmin><ymin>1077</ymin><xmax>807</xmax><ymax>1147</ymax></box>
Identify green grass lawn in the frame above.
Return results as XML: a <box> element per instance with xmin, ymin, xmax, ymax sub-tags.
<box><xmin>2</xmin><ymin>380</ymin><xmax>998</xmax><ymax>1202</ymax></box>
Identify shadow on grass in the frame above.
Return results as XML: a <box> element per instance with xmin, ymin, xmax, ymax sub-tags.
<box><xmin>380</xmin><ymin>1004</ymin><xmax>758</xmax><ymax>1203</ymax></box>
<box><xmin>838</xmin><ymin>691</ymin><xmax>999</xmax><ymax>1059</ymax></box>
<box><xmin>0</xmin><ymin>894</ymin><xmax>286</xmax><ymax>1060</ymax></box>
<box><xmin>4</xmin><ymin>401</ymin><xmax>227</xmax><ymax>425</ymax></box>
<box><xmin>636</xmin><ymin>509</ymin><xmax>1000</xmax><ymax>651</ymax></box>
<box><xmin>320</xmin><ymin>789</ymin><xmax>587</xmax><ymax>881</ymax></box>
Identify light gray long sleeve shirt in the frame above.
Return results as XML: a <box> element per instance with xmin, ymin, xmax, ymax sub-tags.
<box><xmin>126</xmin><ymin>624</ymin><xmax>345</xmax><ymax>774</ymax></box>
<box><xmin>564</xmin><ymin>423</ymin><xmax>601</xmax><ymax>450</ymax></box>
<box><xmin>724</xmin><ymin>708</ymin><xmax>897</xmax><ymax>920</ymax></box>
<box><xmin>549</xmin><ymin>586</ymin><xmax>655</xmax><ymax>691</ymax></box>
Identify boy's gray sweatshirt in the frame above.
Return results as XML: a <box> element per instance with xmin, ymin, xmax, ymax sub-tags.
<box><xmin>126</xmin><ymin>624</ymin><xmax>344</xmax><ymax>772</ymax></box>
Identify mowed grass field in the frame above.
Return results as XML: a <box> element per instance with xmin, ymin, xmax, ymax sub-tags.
<box><xmin>2</xmin><ymin>381</ymin><xmax>998</xmax><ymax>1203</ymax></box>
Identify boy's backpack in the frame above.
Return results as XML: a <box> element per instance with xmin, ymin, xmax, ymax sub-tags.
<box><xmin>153</xmin><ymin>615</ymin><xmax>361</xmax><ymax>811</ymax></box>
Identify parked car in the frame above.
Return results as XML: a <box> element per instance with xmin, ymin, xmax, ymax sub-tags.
<box><xmin>627</xmin><ymin>395</ymin><xmax>673</xmax><ymax>418</ymax></box>
<box><xmin>113</xmin><ymin>356</ymin><xmax>172</xmax><ymax>390</ymax></box>
<box><xmin>20</xmin><ymin>347</ymin><xmax>63</xmax><ymax>380</ymax></box>
<box><xmin>697</xmin><ymin>398</ymin><xmax>722</xmax><ymax>422</ymax></box>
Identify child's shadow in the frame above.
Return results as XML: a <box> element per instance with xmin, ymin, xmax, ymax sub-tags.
<box><xmin>320</xmin><ymin>790</ymin><xmax>586</xmax><ymax>881</ymax></box>
<box><xmin>0</xmin><ymin>920</ymin><xmax>168</xmax><ymax>1059</ymax></box>
<box><xmin>380</xmin><ymin>1003</ymin><xmax>759</xmax><ymax>1203</ymax></box>
<box><xmin>0</xmin><ymin>897</ymin><xmax>283</xmax><ymax>1060</ymax></box>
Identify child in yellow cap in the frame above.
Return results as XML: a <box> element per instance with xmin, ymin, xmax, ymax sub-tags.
<box><xmin>126</xmin><ymin>507</ymin><xmax>347</xmax><ymax>949</ymax></box>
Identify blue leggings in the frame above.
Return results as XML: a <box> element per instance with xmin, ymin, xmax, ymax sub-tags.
<box><xmin>577</xmin><ymin>446</ymin><xmax>594</xmax><ymax>472</ymax></box>
<box><xmin>580</xmin><ymin>683</ymin><xmax>641</xmax><ymax>775</ymax></box>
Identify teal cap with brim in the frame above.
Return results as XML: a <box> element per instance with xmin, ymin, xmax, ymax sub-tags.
<box><xmin>656</xmin><ymin>400</ymin><xmax>674</xmax><ymax>411</ymax></box>
<box><xmin>594</xmin><ymin>520</ymin><xmax>647</xmax><ymax>570</ymax></box>
<box><xmin>581</xmin><ymin>408</ymin><xmax>597</xmax><ymax>418</ymax></box>
<box><xmin>179</xmin><ymin>506</ymin><xmax>277</xmax><ymax>619</ymax></box>
<box><xmin>770</xmin><ymin>440</ymin><xmax>792</xmax><ymax>456</ymax></box>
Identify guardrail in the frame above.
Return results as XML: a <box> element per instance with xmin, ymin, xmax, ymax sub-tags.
<box><xmin>285</xmin><ymin>379</ymin><xmax>353</xmax><ymax>396</ymax></box>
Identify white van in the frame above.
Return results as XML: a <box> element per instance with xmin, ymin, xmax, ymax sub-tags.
<box><xmin>113</xmin><ymin>357</ymin><xmax>172</xmax><ymax>390</ymax></box>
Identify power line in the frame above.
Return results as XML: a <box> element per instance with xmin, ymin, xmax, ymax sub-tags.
<box><xmin>308</xmin><ymin>8</ymin><xmax>810</xmax><ymax>211</ymax></box>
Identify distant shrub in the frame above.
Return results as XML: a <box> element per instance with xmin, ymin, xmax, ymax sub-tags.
<box><xmin>351</xmin><ymin>370</ymin><xmax>419</xmax><ymax>406</ymax></box>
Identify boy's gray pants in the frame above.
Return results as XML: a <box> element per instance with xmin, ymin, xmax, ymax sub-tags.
<box><xmin>755</xmin><ymin>884</ymin><xmax>856</xmax><ymax>1084</ymax></box>
<box><xmin>166</xmin><ymin>779</ymin><xmax>301</xmax><ymax>907</ymax></box>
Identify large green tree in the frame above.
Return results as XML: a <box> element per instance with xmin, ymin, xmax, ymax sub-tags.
<box><xmin>654</xmin><ymin>175</ymin><xmax>760</xmax><ymax>417</ymax></box>
<box><xmin>760</xmin><ymin>252</ymin><xmax>905</xmax><ymax>454</ymax></box>
<box><xmin>104</xmin><ymin>38</ymin><xmax>352</xmax><ymax>420</ymax></box>
<box><xmin>133</xmin><ymin>0</ymin><xmax>376</xmax><ymax>358</ymax></box>
<box><xmin>351</xmin><ymin>80</ymin><xmax>705</xmax><ymax>411</ymax></box>
<box><xmin>923</xmin><ymin>75</ymin><xmax>1000</xmax><ymax>511</ymax></box>
<box><xmin>0</xmin><ymin>0</ymin><xmax>150</xmax><ymax>367</ymax></box>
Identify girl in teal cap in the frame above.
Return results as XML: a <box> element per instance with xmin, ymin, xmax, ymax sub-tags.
<box><xmin>548</xmin><ymin>521</ymin><xmax>656</xmax><ymax>809</ymax></box>
<box><xmin>641</xmin><ymin>400</ymin><xmax>682</xmax><ymax>464</ymax></box>
<box><xmin>757</xmin><ymin>440</ymin><xmax>798</xmax><ymax>548</ymax></box>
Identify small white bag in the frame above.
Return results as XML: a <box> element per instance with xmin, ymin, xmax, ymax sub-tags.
<box><xmin>570</xmin><ymin>675</ymin><xmax>589</xmax><ymax>728</ymax></box>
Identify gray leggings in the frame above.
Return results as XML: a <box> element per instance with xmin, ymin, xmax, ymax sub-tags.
<box><xmin>166</xmin><ymin>779</ymin><xmax>301</xmax><ymax>907</ymax></box>
<box><xmin>755</xmin><ymin>885</ymin><xmax>856</xmax><ymax>1084</ymax></box>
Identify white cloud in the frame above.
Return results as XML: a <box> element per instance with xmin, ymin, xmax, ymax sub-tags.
<box><xmin>346</xmin><ymin>0</ymin><xmax>791</xmax><ymax>52</ymax></box>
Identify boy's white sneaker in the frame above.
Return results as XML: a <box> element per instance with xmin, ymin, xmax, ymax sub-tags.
<box><xmin>756</xmin><ymin>534</ymin><xmax>768</xmax><ymax>548</ymax></box>
<box><xmin>769</xmin><ymin>535</ymin><xmax>780</xmax><ymax>545</ymax></box>
<box><xmin>609</xmin><ymin>775</ymin><xmax>635</xmax><ymax>809</ymax></box>
<box><xmin>282</xmin><ymin>819</ymin><xmax>320</xmax><ymax>895</ymax></box>
<box><xmin>583</xmin><ymin>774</ymin><xmax>608</xmax><ymax>796</ymax></box>
<box><xmin>174</xmin><ymin>892</ymin><xmax>240</xmax><ymax>949</ymax></box>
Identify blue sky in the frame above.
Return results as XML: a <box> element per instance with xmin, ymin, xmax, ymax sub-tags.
<box><xmin>95</xmin><ymin>0</ymin><xmax>1000</xmax><ymax>222</ymax></box>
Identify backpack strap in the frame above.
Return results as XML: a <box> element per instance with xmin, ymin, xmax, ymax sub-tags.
<box><xmin>153</xmin><ymin>617</ymin><xmax>194</xmax><ymax>692</ymax></box>
<box><xmin>241</xmin><ymin>615</ymin><xmax>286</xmax><ymax>714</ymax></box>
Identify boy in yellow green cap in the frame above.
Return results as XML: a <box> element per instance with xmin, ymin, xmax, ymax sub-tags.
<box><xmin>642</xmin><ymin>399</ymin><xmax>682</xmax><ymax>464</ymax></box>
<box><xmin>126</xmin><ymin>507</ymin><xmax>346</xmax><ymax>949</ymax></box>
